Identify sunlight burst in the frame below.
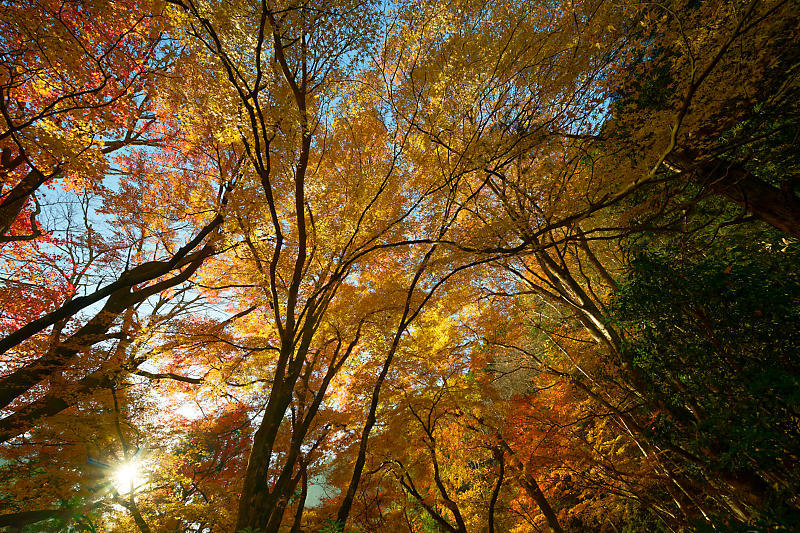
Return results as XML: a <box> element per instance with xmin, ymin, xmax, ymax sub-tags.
<box><xmin>113</xmin><ymin>461</ymin><xmax>143</xmax><ymax>493</ymax></box>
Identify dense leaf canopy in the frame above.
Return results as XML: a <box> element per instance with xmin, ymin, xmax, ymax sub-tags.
<box><xmin>0</xmin><ymin>0</ymin><xmax>798</xmax><ymax>531</ymax></box>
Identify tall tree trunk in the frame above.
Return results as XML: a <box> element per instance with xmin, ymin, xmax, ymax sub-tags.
<box><xmin>488</xmin><ymin>448</ymin><xmax>505</xmax><ymax>533</ymax></box>
<box><xmin>290</xmin><ymin>464</ymin><xmax>308</xmax><ymax>533</ymax></box>
<box><xmin>0</xmin><ymin>167</ymin><xmax>49</xmax><ymax>237</ymax></box>
<box><xmin>499</xmin><ymin>440</ymin><xmax>564</xmax><ymax>533</ymax></box>
<box><xmin>335</xmin><ymin>247</ymin><xmax>436</xmax><ymax>529</ymax></box>
<box><xmin>335</xmin><ymin>334</ymin><xmax>402</xmax><ymax>529</ymax></box>
<box><xmin>235</xmin><ymin>367</ymin><xmax>298</xmax><ymax>530</ymax></box>
<box><xmin>236</xmin><ymin>320</ymin><xmax>318</xmax><ymax>531</ymax></box>
<box><xmin>670</xmin><ymin>152</ymin><xmax>800</xmax><ymax>238</ymax></box>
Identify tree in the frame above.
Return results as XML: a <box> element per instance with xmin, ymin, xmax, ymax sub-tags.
<box><xmin>1</xmin><ymin>0</ymin><xmax>798</xmax><ymax>530</ymax></box>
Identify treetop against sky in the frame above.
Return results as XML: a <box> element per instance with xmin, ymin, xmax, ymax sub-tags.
<box><xmin>0</xmin><ymin>0</ymin><xmax>798</xmax><ymax>531</ymax></box>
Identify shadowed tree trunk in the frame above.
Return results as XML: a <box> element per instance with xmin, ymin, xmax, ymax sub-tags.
<box><xmin>670</xmin><ymin>152</ymin><xmax>800</xmax><ymax>239</ymax></box>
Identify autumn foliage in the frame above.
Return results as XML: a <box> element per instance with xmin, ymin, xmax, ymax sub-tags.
<box><xmin>0</xmin><ymin>0</ymin><xmax>798</xmax><ymax>531</ymax></box>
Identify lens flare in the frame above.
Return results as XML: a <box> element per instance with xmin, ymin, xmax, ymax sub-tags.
<box><xmin>113</xmin><ymin>462</ymin><xmax>141</xmax><ymax>493</ymax></box>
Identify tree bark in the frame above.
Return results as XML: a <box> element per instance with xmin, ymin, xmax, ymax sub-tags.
<box><xmin>335</xmin><ymin>247</ymin><xmax>436</xmax><ymax>529</ymax></box>
<box><xmin>0</xmin><ymin>243</ymin><xmax>214</xmax><ymax>411</ymax></box>
<box><xmin>290</xmin><ymin>463</ymin><xmax>308</xmax><ymax>533</ymax></box>
<box><xmin>0</xmin><ymin>168</ymin><xmax>49</xmax><ymax>237</ymax></box>
<box><xmin>0</xmin><ymin>509</ymin><xmax>73</xmax><ymax>530</ymax></box>
<box><xmin>488</xmin><ymin>447</ymin><xmax>505</xmax><ymax>533</ymax></box>
<box><xmin>499</xmin><ymin>439</ymin><xmax>564</xmax><ymax>533</ymax></box>
<box><xmin>0</xmin><ymin>214</ymin><xmax>222</xmax><ymax>358</ymax></box>
<box><xmin>669</xmin><ymin>152</ymin><xmax>800</xmax><ymax>238</ymax></box>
